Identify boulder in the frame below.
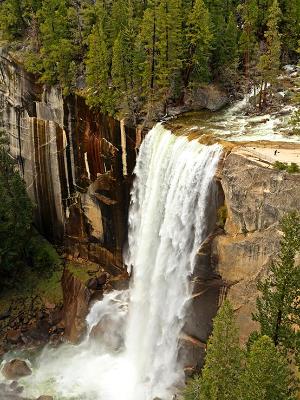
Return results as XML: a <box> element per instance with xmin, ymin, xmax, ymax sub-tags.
<box><xmin>37</xmin><ymin>396</ymin><xmax>53</xmax><ymax>400</ymax></box>
<box><xmin>62</xmin><ymin>269</ymin><xmax>90</xmax><ymax>343</ymax></box>
<box><xmin>86</xmin><ymin>273</ymin><xmax>107</xmax><ymax>291</ymax></box>
<box><xmin>178</xmin><ymin>334</ymin><xmax>206</xmax><ymax>371</ymax></box>
<box><xmin>90</xmin><ymin>314</ymin><xmax>125</xmax><ymax>351</ymax></box>
<box><xmin>2</xmin><ymin>359</ymin><xmax>32</xmax><ymax>380</ymax></box>
<box><xmin>86</xmin><ymin>277</ymin><xmax>99</xmax><ymax>291</ymax></box>
<box><xmin>97</xmin><ymin>273</ymin><xmax>108</xmax><ymax>286</ymax></box>
<box><xmin>6</xmin><ymin>330</ymin><xmax>22</xmax><ymax>345</ymax></box>
<box><xmin>184</xmin><ymin>84</ymin><xmax>229</xmax><ymax>112</ymax></box>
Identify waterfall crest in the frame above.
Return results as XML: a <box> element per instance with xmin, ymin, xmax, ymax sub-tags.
<box><xmin>20</xmin><ymin>124</ymin><xmax>222</xmax><ymax>400</ymax></box>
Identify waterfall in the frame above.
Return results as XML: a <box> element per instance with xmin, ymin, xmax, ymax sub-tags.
<box><xmin>20</xmin><ymin>123</ymin><xmax>222</xmax><ymax>400</ymax></box>
<box><xmin>124</xmin><ymin>124</ymin><xmax>222</xmax><ymax>399</ymax></box>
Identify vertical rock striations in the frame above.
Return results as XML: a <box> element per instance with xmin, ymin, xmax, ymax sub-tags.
<box><xmin>0</xmin><ymin>50</ymin><xmax>137</xmax><ymax>270</ymax></box>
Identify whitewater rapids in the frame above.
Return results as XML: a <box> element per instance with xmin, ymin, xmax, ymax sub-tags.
<box><xmin>12</xmin><ymin>124</ymin><xmax>222</xmax><ymax>400</ymax></box>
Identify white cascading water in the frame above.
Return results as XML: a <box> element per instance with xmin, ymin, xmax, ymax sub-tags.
<box><xmin>13</xmin><ymin>124</ymin><xmax>222</xmax><ymax>400</ymax></box>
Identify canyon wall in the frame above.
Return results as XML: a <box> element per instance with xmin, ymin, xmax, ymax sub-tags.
<box><xmin>0</xmin><ymin>49</ymin><xmax>138</xmax><ymax>272</ymax></box>
<box><xmin>214</xmin><ymin>150</ymin><xmax>300</xmax><ymax>343</ymax></box>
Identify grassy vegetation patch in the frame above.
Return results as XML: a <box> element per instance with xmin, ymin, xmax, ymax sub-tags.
<box><xmin>66</xmin><ymin>260</ymin><xmax>102</xmax><ymax>283</ymax></box>
<box><xmin>273</xmin><ymin>161</ymin><xmax>300</xmax><ymax>173</ymax></box>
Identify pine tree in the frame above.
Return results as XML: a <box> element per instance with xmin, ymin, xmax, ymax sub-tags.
<box><xmin>218</xmin><ymin>12</ymin><xmax>239</xmax><ymax>87</ymax></box>
<box><xmin>33</xmin><ymin>0</ymin><xmax>77</xmax><ymax>93</ymax></box>
<box><xmin>257</xmin><ymin>0</ymin><xmax>282</xmax><ymax>107</ymax></box>
<box><xmin>253</xmin><ymin>212</ymin><xmax>300</xmax><ymax>362</ymax></box>
<box><xmin>86</xmin><ymin>14</ymin><xmax>115</xmax><ymax>114</ymax></box>
<box><xmin>138</xmin><ymin>0</ymin><xmax>159</xmax><ymax>95</ymax></box>
<box><xmin>156</xmin><ymin>0</ymin><xmax>183</xmax><ymax>97</ymax></box>
<box><xmin>206</xmin><ymin>0</ymin><xmax>235</xmax><ymax>74</ymax></box>
<box><xmin>184</xmin><ymin>300</ymin><xmax>243</xmax><ymax>400</ymax></box>
<box><xmin>0</xmin><ymin>0</ymin><xmax>27</xmax><ymax>39</ymax></box>
<box><xmin>184</xmin><ymin>0</ymin><xmax>213</xmax><ymax>86</ymax></box>
<box><xmin>279</xmin><ymin>0</ymin><xmax>300</xmax><ymax>61</ymax></box>
<box><xmin>111</xmin><ymin>0</ymin><xmax>143</xmax><ymax>117</ymax></box>
<box><xmin>239</xmin><ymin>336</ymin><xmax>297</xmax><ymax>400</ymax></box>
<box><xmin>239</xmin><ymin>0</ymin><xmax>259</xmax><ymax>86</ymax></box>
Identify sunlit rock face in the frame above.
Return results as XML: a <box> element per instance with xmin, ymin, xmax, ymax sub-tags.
<box><xmin>0</xmin><ymin>50</ymin><xmax>136</xmax><ymax>268</ymax></box>
<box><xmin>213</xmin><ymin>151</ymin><xmax>300</xmax><ymax>343</ymax></box>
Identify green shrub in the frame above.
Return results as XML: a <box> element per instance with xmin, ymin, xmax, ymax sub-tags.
<box><xmin>286</xmin><ymin>162</ymin><xmax>300</xmax><ymax>173</ymax></box>
<box><xmin>273</xmin><ymin>161</ymin><xmax>288</xmax><ymax>171</ymax></box>
<box><xmin>274</xmin><ymin>161</ymin><xmax>300</xmax><ymax>173</ymax></box>
<box><xmin>26</xmin><ymin>234</ymin><xmax>61</xmax><ymax>273</ymax></box>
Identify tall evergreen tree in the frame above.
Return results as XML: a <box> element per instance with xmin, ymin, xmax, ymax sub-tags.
<box><xmin>206</xmin><ymin>0</ymin><xmax>236</xmax><ymax>74</ymax></box>
<box><xmin>253</xmin><ymin>212</ymin><xmax>300</xmax><ymax>362</ymax></box>
<box><xmin>239</xmin><ymin>0</ymin><xmax>259</xmax><ymax>85</ymax></box>
<box><xmin>218</xmin><ymin>12</ymin><xmax>239</xmax><ymax>86</ymax></box>
<box><xmin>111</xmin><ymin>0</ymin><xmax>143</xmax><ymax>118</ymax></box>
<box><xmin>257</xmin><ymin>0</ymin><xmax>281</xmax><ymax>106</ymax></box>
<box><xmin>156</xmin><ymin>0</ymin><xmax>183</xmax><ymax>96</ymax></box>
<box><xmin>279</xmin><ymin>0</ymin><xmax>300</xmax><ymax>61</ymax></box>
<box><xmin>138</xmin><ymin>0</ymin><xmax>159</xmax><ymax>95</ymax></box>
<box><xmin>239</xmin><ymin>336</ymin><xmax>297</xmax><ymax>400</ymax></box>
<box><xmin>28</xmin><ymin>0</ymin><xmax>78</xmax><ymax>93</ymax></box>
<box><xmin>0</xmin><ymin>0</ymin><xmax>27</xmax><ymax>39</ymax></box>
<box><xmin>86</xmin><ymin>13</ymin><xmax>115</xmax><ymax>114</ymax></box>
<box><xmin>184</xmin><ymin>0</ymin><xmax>213</xmax><ymax>86</ymax></box>
<box><xmin>184</xmin><ymin>300</ymin><xmax>243</xmax><ymax>400</ymax></box>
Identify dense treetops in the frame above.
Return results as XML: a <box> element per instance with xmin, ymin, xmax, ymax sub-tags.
<box><xmin>0</xmin><ymin>0</ymin><xmax>299</xmax><ymax>118</ymax></box>
<box><xmin>184</xmin><ymin>302</ymin><xmax>299</xmax><ymax>400</ymax></box>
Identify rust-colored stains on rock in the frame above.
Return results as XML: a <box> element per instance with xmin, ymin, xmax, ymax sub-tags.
<box><xmin>1</xmin><ymin>53</ymin><xmax>137</xmax><ymax>269</ymax></box>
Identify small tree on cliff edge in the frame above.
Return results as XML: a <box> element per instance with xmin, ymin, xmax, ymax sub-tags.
<box><xmin>239</xmin><ymin>336</ymin><xmax>298</xmax><ymax>400</ymax></box>
<box><xmin>184</xmin><ymin>300</ymin><xmax>243</xmax><ymax>400</ymax></box>
<box><xmin>253</xmin><ymin>211</ymin><xmax>300</xmax><ymax>363</ymax></box>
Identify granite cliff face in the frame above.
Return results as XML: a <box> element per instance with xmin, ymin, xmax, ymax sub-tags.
<box><xmin>213</xmin><ymin>150</ymin><xmax>300</xmax><ymax>343</ymax></box>
<box><xmin>0</xmin><ymin>50</ymin><xmax>138</xmax><ymax>271</ymax></box>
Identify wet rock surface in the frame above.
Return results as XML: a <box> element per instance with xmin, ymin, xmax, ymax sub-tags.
<box><xmin>1</xmin><ymin>359</ymin><xmax>32</xmax><ymax>380</ymax></box>
<box><xmin>62</xmin><ymin>269</ymin><xmax>91</xmax><ymax>343</ymax></box>
<box><xmin>0</xmin><ymin>381</ymin><xmax>28</xmax><ymax>400</ymax></box>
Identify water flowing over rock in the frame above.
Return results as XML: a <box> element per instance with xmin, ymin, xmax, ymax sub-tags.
<box><xmin>19</xmin><ymin>124</ymin><xmax>222</xmax><ymax>400</ymax></box>
<box><xmin>124</xmin><ymin>124</ymin><xmax>222</xmax><ymax>399</ymax></box>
